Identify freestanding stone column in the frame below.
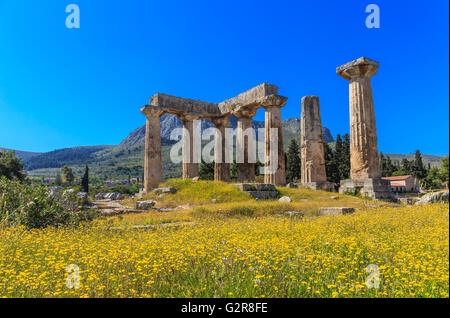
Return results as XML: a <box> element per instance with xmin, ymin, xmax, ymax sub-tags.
<box><xmin>235</xmin><ymin>110</ymin><xmax>256</xmax><ymax>182</ymax></box>
<box><xmin>212</xmin><ymin>117</ymin><xmax>230</xmax><ymax>182</ymax></box>
<box><xmin>261</xmin><ymin>95</ymin><xmax>287</xmax><ymax>186</ymax></box>
<box><xmin>180</xmin><ymin>115</ymin><xmax>200</xmax><ymax>179</ymax></box>
<box><xmin>264</xmin><ymin>106</ymin><xmax>286</xmax><ymax>185</ymax></box>
<box><xmin>141</xmin><ymin>106</ymin><xmax>163</xmax><ymax>192</ymax></box>
<box><xmin>300</xmin><ymin>96</ymin><xmax>331</xmax><ymax>190</ymax></box>
<box><xmin>337</xmin><ymin>57</ymin><xmax>392</xmax><ymax>200</ymax></box>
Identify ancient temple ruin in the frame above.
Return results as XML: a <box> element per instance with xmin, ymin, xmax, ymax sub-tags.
<box><xmin>140</xmin><ymin>83</ymin><xmax>287</xmax><ymax>192</ymax></box>
<box><xmin>336</xmin><ymin>57</ymin><xmax>392</xmax><ymax>199</ymax></box>
<box><xmin>140</xmin><ymin>57</ymin><xmax>393</xmax><ymax>200</ymax></box>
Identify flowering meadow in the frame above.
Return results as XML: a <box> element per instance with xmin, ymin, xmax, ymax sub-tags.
<box><xmin>0</xmin><ymin>202</ymin><xmax>448</xmax><ymax>298</ymax></box>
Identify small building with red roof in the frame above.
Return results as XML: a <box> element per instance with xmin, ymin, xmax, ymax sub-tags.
<box><xmin>381</xmin><ymin>175</ymin><xmax>419</xmax><ymax>192</ymax></box>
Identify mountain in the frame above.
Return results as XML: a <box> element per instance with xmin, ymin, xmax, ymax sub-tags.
<box><xmin>119</xmin><ymin>114</ymin><xmax>334</xmax><ymax>149</ymax></box>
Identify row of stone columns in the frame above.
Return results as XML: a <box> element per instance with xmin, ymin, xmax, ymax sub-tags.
<box><xmin>142</xmin><ymin>106</ymin><xmax>286</xmax><ymax>191</ymax></box>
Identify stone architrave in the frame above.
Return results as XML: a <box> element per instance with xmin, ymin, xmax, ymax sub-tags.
<box><xmin>263</xmin><ymin>96</ymin><xmax>287</xmax><ymax>186</ymax></box>
<box><xmin>300</xmin><ymin>96</ymin><xmax>331</xmax><ymax>190</ymax></box>
<box><xmin>141</xmin><ymin>106</ymin><xmax>163</xmax><ymax>191</ymax></box>
<box><xmin>337</xmin><ymin>57</ymin><xmax>392</xmax><ymax>200</ymax></box>
<box><xmin>212</xmin><ymin>116</ymin><xmax>230</xmax><ymax>182</ymax></box>
<box><xmin>235</xmin><ymin>109</ymin><xmax>256</xmax><ymax>182</ymax></box>
<box><xmin>179</xmin><ymin>115</ymin><xmax>200</xmax><ymax>179</ymax></box>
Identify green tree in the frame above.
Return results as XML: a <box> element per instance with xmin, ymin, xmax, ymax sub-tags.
<box><xmin>411</xmin><ymin>150</ymin><xmax>426</xmax><ymax>179</ymax></box>
<box><xmin>324</xmin><ymin>142</ymin><xmax>339</xmax><ymax>184</ymax></box>
<box><xmin>0</xmin><ymin>150</ymin><xmax>26</xmax><ymax>181</ymax></box>
<box><xmin>380</xmin><ymin>153</ymin><xmax>397</xmax><ymax>177</ymax></box>
<box><xmin>334</xmin><ymin>134</ymin><xmax>350</xmax><ymax>180</ymax></box>
<box><xmin>55</xmin><ymin>173</ymin><xmax>62</xmax><ymax>186</ymax></box>
<box><xmin>81</xmin><ymin>165</ymin><xmax>89</xmax><ymax>193</ymax></box>
<box><xmin>199</xmin><ymin>160</ymin><xmax>214</xmax><ymax>180</ymax></box>
<box><xmin>423</xmin><ymin>167</ymin><xmax>442</xmax><ymax>189</ymax></box>
<box><xmin>230</xmin><ymin>160</ymin><xmax>237</xmax><ymax>181</ymax></box>
<box><xmin>255</xmin><ymin>160</ymin><xmax>264</xmax><ymax>177</ymax></box>
<box><xmin>285</xmin><ymin>139</ymin><xmax>301</xmax><ymax>183</ymax></box>
<box><xmin>439</xmin><ymin>156</ymin><xmax>449</xmax><ymax>184</ymax></box>
<box><xmin>61</xmin><ymin>165</ymin><xmax>75</xmax><ymax>184</ymax></box>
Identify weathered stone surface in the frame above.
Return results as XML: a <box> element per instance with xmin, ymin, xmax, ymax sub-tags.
<box><xmin>278</xmin><ymin>196</ymin><xmax>292</xmax><ymax>202</ymax></box>
<box><xmin>284</xmin><ymin>211</ymin><xmax>305</xmax><ymax>217</ymax></box>
<box><xmin>339</xmin><ymin>178</ymin><xmax>393</xmax><ymax>200</ymax></box>
<box><xmin>180</xmin><ymin>116</ymin><xmax>200</xmax><ymax>179</ymax></box>
<box><xmin>256</xmin><ymin>184</ymin><xmax>277</xmax><ymax>191</ymax></box>
<box><xmin>264</xmin><ymin>106</ymin><xmax>286</xmax><ymax>185</ymax></box>
<box><xmin>246</xmin><ymin>191</ymin><xmax>279</xmax><ymax>200</ymax></box>
<box><xmin>234</xmin><ymin>183</ymin><xmax>276</xmax><ymax>192</ymax></box>
<box><xmin>102</xmin><ymin>192</ymin><xmax>124</xmax><ymax>200</ymax></box>
<box><xmin>154</xmin><ymin>187</ymin><xmax>177</xmax><ymax>194</ymax></box>
<box><xmin>218</xmin><ymin>83</ymin><xmax>280</xmax><ymax>114</ymax></box>
<box><xmin>415</xmin><ymin>191</ymin><xmax>449</xmax><ymax>205</ymax></box>
<box><xmin>135</xmin><ymin>200</ymin><xmax>156</xmax><ymax>210</ymax></box>
<box><xmin>300</xmin><ymin>96</ymin><xmax>327</xmax><ymax>184</ymax></box>
<box><xmin>212</xmin><ymin>117</ymin><xmax>231</xmax><ymax>182</ymax></box>
<box><xmin>319</xmin><ymin>207</ymin><xmax>355</xmax><ymax>216</ymax></box>
<box><xmin>301</xmin><ymin>181</ymin><xmax>334</xmax><ymax>191</ymax></box>
<box><xmin>149</xmin><ymin>93</ymin><xmax>220</xmax><ymax>117</ymax></box>
<box><xmin>236</xmin><ymin>114</ymin><xmax>256</xmax><ymax>182</ymax></box>
<box><xmin>337</xmin><ymin>57</ymin><xmax>380</xmax><ymax>180</ymax></box>
<box><xmin>337</xmin><ymin>57</ymin><xmax>393</xmax><ymax>201</ymax></box>
<box><xmin>95</xmin><ymin>193</ymin><xmax>106</xmax><ymax>200</ymax></box>
<box><xmin>141</xmin><ymin>108</ymin><xmax>163</xmax><ymax>191</ymax></box>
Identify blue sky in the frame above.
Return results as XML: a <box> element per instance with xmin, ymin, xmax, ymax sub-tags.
<box><xmin>0</xmin><ymin>0</ymin><xmax>448</xmax><ymax>155</ymax></box>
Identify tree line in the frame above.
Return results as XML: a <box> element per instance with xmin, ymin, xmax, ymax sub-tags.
<box><xmin>198</xmin><ymin>134</ymin><xmax>449</xmax><ymax>190</ymax></box>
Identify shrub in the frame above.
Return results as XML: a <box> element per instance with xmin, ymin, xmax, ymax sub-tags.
<box><xmin>0</xmin><ymin>177</ymin><xmax>98</xmax><ymax>229</ymax></box>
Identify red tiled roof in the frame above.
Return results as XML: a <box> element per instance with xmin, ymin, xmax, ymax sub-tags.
<box><xmin>391</xmin><ymin>182</ymin><xmax>406</xmax><ymax>187</ymax></box>
<box><xmin>382</xmin><ymin>175</ymin><xmax>412</xmax><ymax>181</ymax></box>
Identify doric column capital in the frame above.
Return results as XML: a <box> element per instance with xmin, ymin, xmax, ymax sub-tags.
<box><xmin>336</xmin><ymin>57</ymin><xmax>379</xmax><ymax>80</ymax></box>
<box><xmin>177</xmin><ymin>113</ymin><xmax>201</xmax><ymax>123</ymax></box>
<box><xmin>211</xmin><ymin>116</ymin><xmax>230</xmax><ymax>128</ymax></box>
<box><xmin>141</xmin><ymin>105</ymin><xmax>164</xmax><ymax>117</ymax></box>
<box><xmin>261</xmin><ymin>95</ymin><xmax>288</xmax><ymax>109</ymax></box>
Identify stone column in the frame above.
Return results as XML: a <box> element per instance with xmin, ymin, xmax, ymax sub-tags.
<box><xmin>141</xmin><ymin>106</ymin><xmax>163</xmax><ymax>192</ymax></box>
<box><xmin>261</xmin><ymin>96</ymin><xmax>287</xmax><ymax>186</ymax></box>
<box><xmin>235</xmin><ymin>110</ymin><xmax>256</xmax><ymax>182</ymax></box>
<box><xmin>180</xmin><ymin>115</ymin><xmax>200</xmax><ymax>179</ymax></box>
<box><xmin>337</xmin><ymin>57</ymin><xmax>380</xmax><ymax>179</ymax></box>
<box><xmin>300</xmin><ymin>96</ymin><xmax>327</xmax><ymax>184</ymax></box>
<box><xmin>212</xmin><ymin>117</ymin><xmax>230</xmax><ymax>182</ymax></box>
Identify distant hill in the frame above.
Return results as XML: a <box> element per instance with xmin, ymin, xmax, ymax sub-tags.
<box><xmin>0</xmin><ymin>148</ymin><xmax>42</xmax><ymax>161</ymax></box>
<box><xmin>23</xmin><ymin>145</ymin><xmax>114</xmax><ymax>170</ymax></box>
<box><xmin>15</xmin><ymin>114</ymin><xmax>444</xmax><ymax>179</ymax></box>
<box><xmin>384</xmin><ymin>153</ymin><xmax>444</xmax><ymax>168</ymax></box>
<box><xmin>22</xmin><ymin>115</ymin><xmax>333</xmax><ymax>179</ymax></box>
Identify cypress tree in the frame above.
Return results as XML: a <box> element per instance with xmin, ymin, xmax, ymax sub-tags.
<box><xmin>81</xmin><ymin>165</ymin><xmax>89</xmax><ymax>193</ymax></box>
<box><xmin>286</xmin><ymin>139</ymin><xmax>301</xmax><ymax>183</ymax></box>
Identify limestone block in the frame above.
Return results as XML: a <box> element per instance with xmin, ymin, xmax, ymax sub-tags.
<box><xmin>319</xmin><ymin>207</ymin><xmax>355</xmax><ymax>216</ymax></box>
<box><xmin>135</xmin><ymin>200</ymin><xmax>156</xmax><ymax>210</ymax></box>
<box><xmin>278</xmin><ymin>196</ymin><xmax>292</xmax><ymax>202</ymax></box>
